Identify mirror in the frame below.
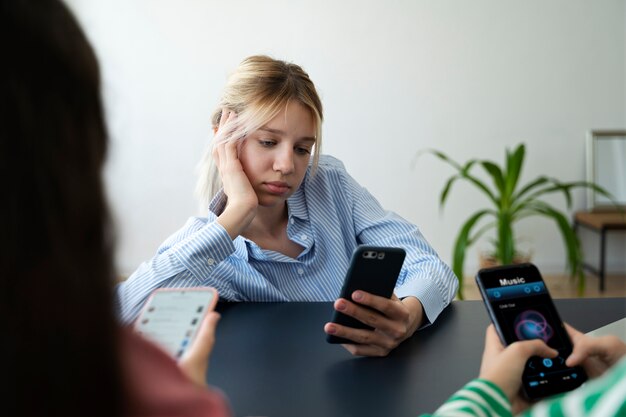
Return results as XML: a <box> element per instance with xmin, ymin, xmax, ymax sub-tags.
<box><xmin>586</xmin><ymin>130</ymin><xmax>626</xmax><ymax>210</ymax></box>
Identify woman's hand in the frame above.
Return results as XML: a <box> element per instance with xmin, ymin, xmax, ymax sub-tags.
<box><xmin>478</xmin><ymin>325</ymin><xmax>558</xmax><ymax>413</ymax></box>
<box><xmin>177</xmin><ymin>311</ymin><xmax>221</xmax><ymax>388</ymax></box>
<box><xmin>565</xmin><ymin>323</ymin><xmax>626</xmax><ymax>378</ymax></box>
<box><xmin>213</xmin><ymin>109</ymin><xmax>258</xmax><ymax>238</ymax></box>
<box><xmin>323</xmin><ymin>292</ymin><xmax>424</xmax><ymax>357</ymax></box>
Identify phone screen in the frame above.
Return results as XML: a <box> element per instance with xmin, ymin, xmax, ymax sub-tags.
<box><xmin>476</xmin><ymin>264</ymin><xmax>587</xmax><ymax>399</ymax></box>
<box><xmin>135</xmin><ymin>288</ymin><xmax>217</xmax><ymax>359</ymax></box>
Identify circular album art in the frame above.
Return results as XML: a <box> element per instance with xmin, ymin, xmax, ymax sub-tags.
<box><xmin>514</xmin><ymin>310</ymin><xmax>554</xmax><ymax>342</ymax></box>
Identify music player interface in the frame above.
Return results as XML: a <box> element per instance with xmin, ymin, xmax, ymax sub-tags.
<box><xmin>484</xmin><ymin>278</ymin><xmax>582</xmax><ymax>394</ymax></box>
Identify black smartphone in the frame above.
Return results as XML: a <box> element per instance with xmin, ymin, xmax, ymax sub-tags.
<box><xmin>475</xmin><ymin>263</ymin><xmax>587</xmax><ymax>399</ymax></box>
<box><xmin>326</xmin><ymin>245</ymin><xmax>406</xmax><ymax>344</ymax></box>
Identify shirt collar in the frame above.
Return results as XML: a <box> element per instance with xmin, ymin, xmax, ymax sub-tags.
<box><xmin>287</xmin><ymin>183</ymin><xmax>309</xmax><ymax>222</ymax></box>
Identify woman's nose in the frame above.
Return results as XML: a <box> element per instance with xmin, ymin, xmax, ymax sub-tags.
<box><xmin>273</xmin><ymin>147</ymin><xmax>295</xmax><ymax>174</ymax></box>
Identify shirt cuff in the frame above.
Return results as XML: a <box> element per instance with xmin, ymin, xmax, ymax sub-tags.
<box><xmin>395</xmin><ymin>273</ymin><xmax>446</xmax><ymax>328</ymax></box>
<box><xmin>172</xmin><ymin>221</ymin><xmax>236</xmax><ymax>283</ymax></box>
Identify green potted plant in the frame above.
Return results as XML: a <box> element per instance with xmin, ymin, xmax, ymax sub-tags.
<box><xmin>421</xmin><ymin>143</ymin><xmax>611</xmax><ymax>299</ymax></box>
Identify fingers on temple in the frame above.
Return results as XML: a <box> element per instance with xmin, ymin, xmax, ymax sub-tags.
<box><xmin>218</xmin><ymin>107</ymin><xmax>231</xmax><ymax>129</ymax></box>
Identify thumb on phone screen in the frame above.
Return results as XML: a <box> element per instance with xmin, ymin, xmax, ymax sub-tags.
<box><xmin>178</xmin><ymin>311</ymin><xmax>221</xmax><ymax>387</ymax></box>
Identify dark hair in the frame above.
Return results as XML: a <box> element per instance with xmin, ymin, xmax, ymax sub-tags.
<box><xmin>1</xmin><ymin>0</ymin><xmax>125</xmax><ymax>415</ymax></box>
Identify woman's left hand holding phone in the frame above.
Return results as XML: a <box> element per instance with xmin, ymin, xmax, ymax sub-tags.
<box><xmin>324</xmin><ymin>293</ymin><xmax>424</xmax><ymax>357</ymax></box>
<box><xmin>213</xmin><ymin>108</ymin><xmax>258</xmax><ymax>239</ymax></box>
<box><xmin>178</xmin><ymin>311</ymin><xmax>221</xmax><ymax>387</ymax></box>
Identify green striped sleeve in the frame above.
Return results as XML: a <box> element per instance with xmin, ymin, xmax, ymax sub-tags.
<box><xmin>520</xmin><ymin>356</ymin><xmax>626</xmax><ymax>417</ymax></box>
<box><xmin>420</xmin><ymin>378</ymin><xmax>513</xmax><ymax>417</ymax></box>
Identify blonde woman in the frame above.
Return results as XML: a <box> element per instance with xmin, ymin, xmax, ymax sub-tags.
<box><xmin>117</xmin><ymin>56</ymin><xmax>458</xmax><ymax>357</ymax></box>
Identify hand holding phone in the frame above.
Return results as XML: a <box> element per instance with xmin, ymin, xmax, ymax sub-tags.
<box><xmin>135</xmin><ymin>287</ymin><xmax>218</xmax><ymax>359</ymax></box>
<box><xmin>326</xmin><ymin>246</ymin><xmax>406</xmax><ymax>344</ymax></box>
<box><xmin>475</xmin><ymin>263</ymin><xmax>587</xmax><ymax>399</ymax></box>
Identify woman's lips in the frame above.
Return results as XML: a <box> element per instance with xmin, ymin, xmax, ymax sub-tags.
<box><xmin>264</xmin><ymin>181</ymin><xmax>290</xmax><ymax>195</ymax></box>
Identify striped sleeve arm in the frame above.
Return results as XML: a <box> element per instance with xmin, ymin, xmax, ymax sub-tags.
<box><xmin>347</xmin><ymin>173</ymin><xmax>458</xmax><ymax>326</ymax></box>
<box><xmin>115</xmin><ymin>217</ymin><xmax>236</xmax><ymax>324</ymax></box>
<box><xmin>421</xmin><ymin>379</ymin><xmax>513</xmax><ymax>417</ymax></box>
<box><xmin>519</xmin><ymin>356</ymin><xmax>626</xmax><ymax>417</ymax></box>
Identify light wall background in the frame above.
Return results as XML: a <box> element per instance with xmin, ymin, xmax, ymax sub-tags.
<box><xmin>67</xmin><ymin>0</ymin><xmax>626</xmax><ymax>278</ymax></box>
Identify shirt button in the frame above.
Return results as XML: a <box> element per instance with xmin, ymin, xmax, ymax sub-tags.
<box><xmin>297</xmin><ymin>268</ymin><xmax>304</xmax><ymax>275</ymax></box>
<box><xmin>290</xmin><ymin>218</ymin><xmax>295</xmax><ymax>224</ymax></box>
<box><xmin>207</xmin><ymin>258</ymin><xmax>215</xmax><ymax>266</ymax></box>
<box><xmin>301</xmin><ymin>234</ymin><xmax>308</xmax><ymax>241</ymax></box>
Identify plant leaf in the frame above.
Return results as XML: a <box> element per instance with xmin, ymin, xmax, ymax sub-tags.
<box><xmin>423</xmin><ymin>149</ymin><xmax>499</xmax><ymax>206</ymax></box>
<box><xmin>519</xmin><ymin>179</ymin><xmax>617</xmax><ymax>211</ymax></box>
<box><xmin>497</xmin><ymin>212</ymin><xmax>515</xmax><ymax>265</ymax></box>
<box><xmin>481</xmin><ymin>161</ymin><xmax>506</xmax><ymax>196</ymax></box>
<box><xmin>459</xmin><ymin>171</ymin><xmax>499</xmax><ymax>205</ymax></box>
<box><xmin>452</xmin><ymin>209</ymin><xmax>492</xmax><ymax>300</ymax></box>
<box><xmin>440</xmin><ymin>174</ymin><xmax>460</xmax><ymax>209</ymax></box>
<box><xmin>505</xmin><ymin>144</ymin><xmax>525</xmax><ymax>198</ymax></box>
<box><xmin>421</xmin><ymin>148</ymin><xmax>463</xmax><ymax>171</ymax></box>
<box><xmin>513</xmin><ymin>176</ymin><xmax>549</xmax><ymax>201</ymax></box>
<box><xmin>525</xmin><ymin>201</ymin><xmax>583</xmax><ymax>283</ymax></box>
<box><xmin>467</xmin><ymin>220</ymin><xmax>497</xmax><ymax>247</ymax></box>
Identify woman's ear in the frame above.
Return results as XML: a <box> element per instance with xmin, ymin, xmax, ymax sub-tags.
<box><xmin>213</xmin><ymin>126</ymin><xmax>218</xmax><ymax>134</ymax></box>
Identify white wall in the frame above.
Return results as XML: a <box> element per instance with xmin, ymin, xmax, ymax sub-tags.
<box><xmin>67</xmin><ymin>0</ymin><xmax>626</xmax><ymax>277</ymax></box>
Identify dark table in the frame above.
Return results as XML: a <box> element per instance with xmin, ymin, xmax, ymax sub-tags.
<box><xmin>209</xmin><ymin>298</ymin><xmax>626</xmax><ymax>417</ymax></box>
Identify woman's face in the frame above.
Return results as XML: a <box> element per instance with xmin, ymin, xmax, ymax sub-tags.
<box><xmin>239</xmin><ymin>101</ymin><xmax>316</xmax><ymax>208</ymax></box>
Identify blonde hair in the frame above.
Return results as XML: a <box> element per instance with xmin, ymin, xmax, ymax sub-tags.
<box><xmin>195</xmin><ymin>55</ymin><xmax>324</xmax><ymax>206</ymax></box>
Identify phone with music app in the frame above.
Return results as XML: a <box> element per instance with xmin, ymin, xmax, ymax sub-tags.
<box><xmin>135</xmin><ymin>287</ymin><xmax>218</xmax><ymax>359</ymax></box>
<box><xmin>475</xmin><ymin>263</ymin><xmax>586</xmax><ymax>399</ymax></box>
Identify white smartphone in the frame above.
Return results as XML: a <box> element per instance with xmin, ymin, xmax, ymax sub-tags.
<box><xmin>134</xmin><ymin>287</ymin><xmax>218</xmax><ymax>359</ymax></box>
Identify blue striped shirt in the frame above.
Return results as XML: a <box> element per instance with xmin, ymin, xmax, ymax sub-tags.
<box><xmin>116</xmin><ymin>155</ymin><xmax>458</xmax><ymax>323</ymax></box>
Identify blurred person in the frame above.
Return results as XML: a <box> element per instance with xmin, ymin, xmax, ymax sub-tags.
<box><xmin>1</xmin><ymin>0</ymin><xmax>230</xmax><ymax>415</ymax></box>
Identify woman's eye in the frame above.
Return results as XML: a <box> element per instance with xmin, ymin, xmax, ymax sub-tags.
<box><xmin>259</xmin><ymin>140</ymin><xmax>276</xmax><ymax>147</ymax></box>
<box><xmin>295</xmin><ymin>147</ymin><xmax>311</xmax><ymax>155</ymax></box>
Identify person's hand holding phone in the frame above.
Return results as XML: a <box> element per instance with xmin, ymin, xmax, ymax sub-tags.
<box><xmin>565</xmin><ymin>324</ymin><xmax>626</xmax><ymax>378</ymax></box>
<box><xmin>324</xmin><ymin>292</ymin><xmax>424</xmax><ymax>357</ymax></box>
<box><xmin>478</xmin><ymin>324</ymin><xmax>558</xmax><ymax>413</ymax></box>
<box><xmin>213</xmin><ymin>108</ymin><xmax>258</xmax><ymax>239</ymax></box>
<box><xmin>178</xmin><ymin>311</ymin><xmax>221</xmax><ymax>388</ymax></box>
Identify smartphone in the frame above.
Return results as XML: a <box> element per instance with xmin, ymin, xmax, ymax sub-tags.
<box><xmin>134</xmin><ymin>287</ymin><xmax>218</xmax><ymax>359</ymax></box>
<box><xmin>475</xmin><ymin>263</ymin><xmax>587</xmax><ymax>399</ymax></box>
<box><xmin>326</xmin><ymin>246</ymin><xmax>406</xmax><ymax>344</ymax></box>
